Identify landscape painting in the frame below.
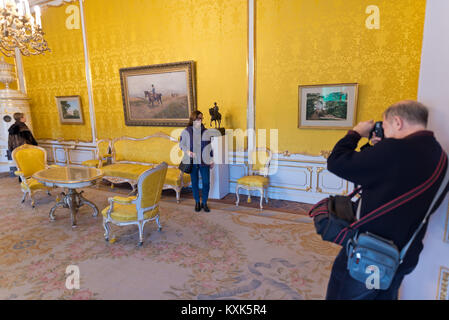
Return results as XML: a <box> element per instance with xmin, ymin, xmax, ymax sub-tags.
<box><xmin>298</xmin><ymin>83</ymin><xmax>358</xmax><ymax>129</ymax></box>
<box><xmin>120</xmin><ymin>61</ymin><xmax>196</xmax><ymax>127</ymax></box>
<box><xmin>56</xmin><ymin>96</ymin><xmax>84</xmax><ymax>124</ymax></box>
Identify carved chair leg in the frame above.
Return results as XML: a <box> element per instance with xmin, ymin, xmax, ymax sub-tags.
<box><xmin>103</xmin><ymin>219</ymin><xmax>111</xmax><ymax>242</ymax></box>
<box><xmin>137</xmin><ymin>222</ymin><xmax>144</xmax><ymax>247</ymax></box>
<box><xmin>176</xmin><ymin>188</ymin><xmax>180</xmax><ymax>204</ymax></box>
<box><xmin>265</xmin><ymin>187</ymin><xmax>269</xmax><ymax>204</ymax></box>
<box><xmin>31</xmin><ymin>193</ymin><xmax>36</xmax><ymax>208</ymax></box>
<box><xmin>21</xmin><ymin>192</ymin><xmax>28</xmax><ymax>204</ymax></box>
<box><xmin>235</xmin><ymin>186</ymin><xmax>240</xmax><ymax>206</ymax></box>
<box><xmin>259</xmin><ymin>188</ymin><xmax>263</xmax><ymax>210</ymax></box>
<box><xmin>156</xmin><ymin>215</ymin><xmax>162</xmax><ymax>231</ymax></box>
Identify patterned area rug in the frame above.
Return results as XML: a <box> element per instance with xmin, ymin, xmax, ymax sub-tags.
<box><xmin>0</xmin><ymin>177</ymin><xmax>340</xmax><ymax>300</ymax></box>
<box><xmin>99</xmin><ymin>181</ymin><xmax>313</xmax><ymax>215</ymax></box>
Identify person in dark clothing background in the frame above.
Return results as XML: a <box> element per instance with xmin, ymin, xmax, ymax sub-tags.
<box><xmin>7</xmin><ymin>112</ymin><xmax>38</xmax><ymax>181</ymax></box>
<box><xmin>325</xmin><ymin>100</ymin><xmax>449</xmax><ymax>300</ymax></box>
<box><xmin>8</xmin><ymin>112</ymin><xmax>38</xmax><ymax>155</ymax></box>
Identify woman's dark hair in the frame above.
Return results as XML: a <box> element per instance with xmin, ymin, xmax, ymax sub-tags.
<box><xmin>188</xmin><ymin>110</ymin><xmax>203</xmax><ymax>126</ymax></box>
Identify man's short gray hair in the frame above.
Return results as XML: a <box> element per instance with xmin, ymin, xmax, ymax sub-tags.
<box><xmin>383</xmin><ymin>100</ymin><xmax>429</xmax><ymax>127</ymax></box>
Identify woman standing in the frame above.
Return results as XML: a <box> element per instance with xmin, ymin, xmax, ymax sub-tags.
<box><xmin>180</xmin><ymin>111</ymin><xmax>214</xmax><ymax>212</ymax></box>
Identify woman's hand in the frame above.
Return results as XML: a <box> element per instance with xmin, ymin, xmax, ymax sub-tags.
<box><xmin>188</xmin><ymin>151</ymin><xmax>196</xmax><ymax>158</ymax></box>
<box><xmin>210</xmin><ymin>161</ymin><xmax>214</xmax><ymax>169</ymax></box>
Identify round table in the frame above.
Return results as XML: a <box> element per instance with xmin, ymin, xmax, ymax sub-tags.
<box><xmin>33</xmin><ymin>167</ymin><xmax>104</xmax><ymax>227</ymax></box>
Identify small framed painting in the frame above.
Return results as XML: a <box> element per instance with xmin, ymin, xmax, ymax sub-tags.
<box><xmin>56</xmin><ymin>96</ymin><xmax>84</xmax><ymax>124</ymax></box>
<box><xmin>298</xmin><ymin>83</ymin><xmax>359</xmax><ymax>129</ymax></box>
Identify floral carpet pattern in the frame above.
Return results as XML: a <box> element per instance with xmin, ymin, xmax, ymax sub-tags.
<box><xmin>0</xmin><ymin>177</ymin><xmax>340</xmax><ymax>300</ymax></box>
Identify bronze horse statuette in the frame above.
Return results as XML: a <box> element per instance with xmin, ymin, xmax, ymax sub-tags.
<box><xmin>209</xmin><ymin>102</ymin><xmax>222</xmax><ymax>128</ymax></box>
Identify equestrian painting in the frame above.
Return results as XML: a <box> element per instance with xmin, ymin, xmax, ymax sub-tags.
<box><xmin>120</xmin><ymin>61</ymin><xmax>197</xmax><ymax>127</ymax></box>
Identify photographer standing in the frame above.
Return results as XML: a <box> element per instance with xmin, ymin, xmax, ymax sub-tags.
<box><xmin>325</xmin><ymin>100</ymin><xmax>449</xmax><ymax>300</ymax></box>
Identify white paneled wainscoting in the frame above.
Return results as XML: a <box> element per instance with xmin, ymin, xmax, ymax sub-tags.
<box><xmin>36</xmin><ymin>140</ymin><xmax>353</xmax><ymax>205</ymax></box>
<box><xmin>38</xmin><ymin>139</ymin><xmax>97</xmax><ymax>167</ymax></box>
<box><xmin>229</xmin><ymin>151</ymin><xmax>354</xmax><ymax>204</ymax></box>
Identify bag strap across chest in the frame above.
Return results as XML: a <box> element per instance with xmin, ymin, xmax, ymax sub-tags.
<box><xmin>334</xmin><ymin>151</ymin><xmax>448</xmax><ymax>247</ymax></box>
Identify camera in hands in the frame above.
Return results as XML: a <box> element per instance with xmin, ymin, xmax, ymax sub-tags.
<box><xmin>369</xmin><ymin>121</ymin><xmax>384</xmax><ymax>140</ymax></box>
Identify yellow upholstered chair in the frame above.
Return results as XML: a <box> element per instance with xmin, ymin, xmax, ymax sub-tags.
<box><xmin>101</xmin><ymin>162</ymin><xmax>168</xmax><ymax>246</ymax></box>
<box><xmin>12</xmin><ymin>144</ymin><xmax>55</xmax><ymax>208</ymax></box>
<box><xmin>81</xmin><ymin>139</ymin><xmax>111</xmax><ymax>168</ymax></box>
<box><xmin>235</xmin><ymin>148</ymin><xmax>273</xmax><ymax>209</ymax></box>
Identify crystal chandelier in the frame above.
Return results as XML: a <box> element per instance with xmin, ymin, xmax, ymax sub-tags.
<box><xmin>0</xmin><ymin>0</ymin><xmax>50</xmax><ymax>56</ymax></box>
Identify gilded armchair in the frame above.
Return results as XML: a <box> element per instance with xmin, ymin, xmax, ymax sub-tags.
<box><xmin>12</xmin><ymin>144</ymin><xmax>56</xmax><ymax>208</ymax></box>
<box><xmin>101</xmin><ymin>162</ymin><xmax>168</xmax><ymax>246</ymax></box>
<box><xmin>235</xmin><ymin>148</ymin><xmax>273</xmax><ymax>209</ymax></box>
<box><xmin>81</xmin><ymin>139</ymin><xmax>111</xmax><ymax>168</ymax></box>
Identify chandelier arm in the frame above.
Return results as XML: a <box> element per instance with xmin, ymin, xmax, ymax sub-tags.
<box><xmin>0</xmin><ymin>3</ymin><xmax>50</xmax><ymax>57</ymax></box>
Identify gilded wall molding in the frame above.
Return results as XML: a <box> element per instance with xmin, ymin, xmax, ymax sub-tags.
<box><xmin>437</xmin><ymin>266</ymin><xmax>449</xmax><ymax>300</ymax></box>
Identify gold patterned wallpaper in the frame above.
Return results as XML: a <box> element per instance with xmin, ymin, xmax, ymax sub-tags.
<box><xmin>19</xmin><ymin>0</ymin><xmax>247</xmax><ymax>143</ymax></box>
<box><xmin>256</xmin><ymin>0</ymin><xmax>427</xmax><ymax>155</ymax></box>
<box><xmin>18</xmin><ymin>0</ymin><xmax>427</xmax><ymax>155</ymax></box>
<box><xmin>22</xmin><ymin>4</ymin><xmax>91</xmax><ymax>141</ymax></box>
<box><xmin>84</xmin><ymin>0</ymin><xmax>247</xmax><ymax>140</ymax></box>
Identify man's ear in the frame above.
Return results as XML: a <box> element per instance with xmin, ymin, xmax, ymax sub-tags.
<box><xmin>393</xmin><ymin>116</ymin><xmax>403</xmax><ymax>130</ymax></box>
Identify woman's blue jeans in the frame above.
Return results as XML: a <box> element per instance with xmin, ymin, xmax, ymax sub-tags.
<box><xmin>190</xmin><ymin>164</ymin><xmax>210</xmax><ymax>204</ymax></box>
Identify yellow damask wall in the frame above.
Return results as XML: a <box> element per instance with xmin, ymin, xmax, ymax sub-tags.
<box><xmin>84</xmin><ymin>0</ymin><xmax>247</xmax><ymax>140</ymax></box>
<box><xmin>20</xmin><ymin>0</ymin><xmax>426</xmax><ymax>155</ymax></box>
<box><xmin>22</xmin><ymin>4</ymin><xmax>91</xmax><ymax>141</ymax></box>
<box><xmin>256</xmin><ymin>0</ymin><xmax>427</xmax><ymax>155</ymax></box>
<box><xmin>21</xmin><ymin>0</ymin><xmax>247</xmax><ymax>143</ymax></box>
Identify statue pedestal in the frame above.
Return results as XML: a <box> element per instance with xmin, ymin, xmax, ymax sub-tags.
<box><xmin>217</xmin><ymin>127</ymin><xmax>226</xmax><ymax>136</ymax></box>
<box><xmin>198</xmin><ymin>134</ymin><xmax>230</xmax><ymax>199</ymax></box>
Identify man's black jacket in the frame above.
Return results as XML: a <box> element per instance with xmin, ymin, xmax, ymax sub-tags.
<box><xmin>327</xmin><ymin>130</ymin><xmax>448</xmax><ymax>270</ymax></box>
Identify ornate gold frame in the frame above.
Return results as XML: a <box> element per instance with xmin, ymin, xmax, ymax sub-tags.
<box><xmin>298</xmin><ymin>83</ymin><xmax>359</xmax><ymax>130</ymax></box>
<box><xmin>55</xmin><ymin>95</ymin><xmax>84</xmax><ymax>125</ymax></box>
<box><xmin>119</xmin><ymin>61</ymin><xmax>197</xmax><ymax>127</ymax></box>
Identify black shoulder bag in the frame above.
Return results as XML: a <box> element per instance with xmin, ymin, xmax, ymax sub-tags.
<box><xmin>178</xmin><ymin>156</ymin><xmax>193</xmax><ymax>174</ymax></box>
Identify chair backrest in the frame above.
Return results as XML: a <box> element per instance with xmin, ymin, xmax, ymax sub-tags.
<box><xmin>96</xmin><ymin>139</ymin><xmax>111</xmax><ymax>159</ymax></box>
<box><xmin>111</xmin><ymin>133</ymin><xmax>181</xmax><ymax>166</ymax></box>
<box><xmin>249</xmin><ymin>148</ymin><xmax>272</xmax><ymax>177</ymax></box>
<box><xmin>12</xmin><ymin>144</ymin><xmax>48</xmax><ymax>178</ymax></box>
<box><xmin>136</xmin><ymin>162</ymin><xmax>168</xmax><ymax>214</ymax></box>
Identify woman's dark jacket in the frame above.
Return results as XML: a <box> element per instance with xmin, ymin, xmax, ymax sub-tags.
<box><xmin>179</xmin><ymin>124</ymin><xmax>213</xmax><ymax>167</ymax></box>
<box><xmin>8</xmin><ymin>121</ymin><xmax>38</xmax><ymax>153</ymax></box>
